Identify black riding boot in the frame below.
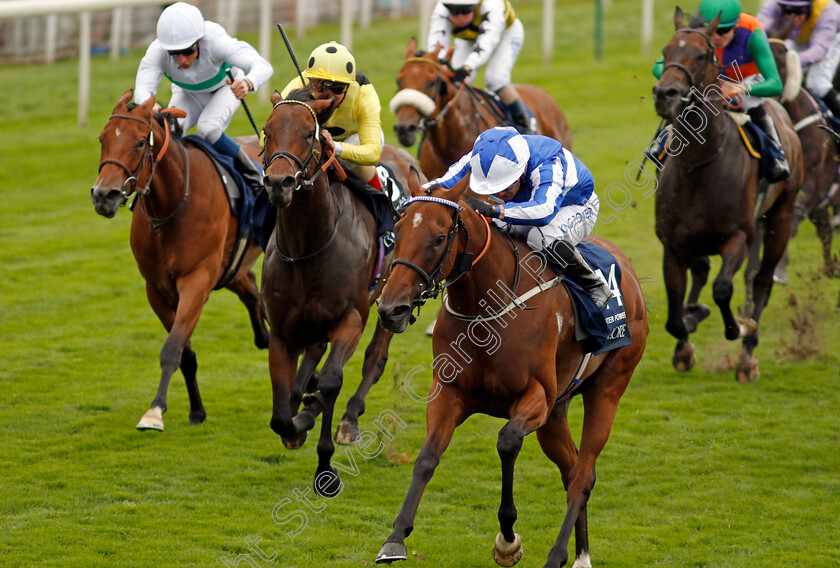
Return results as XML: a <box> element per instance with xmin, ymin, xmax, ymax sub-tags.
<box><xmin>748</xmin><ymin>105</ymin><xmax>790</xmax><ymax>183</ymax></box>
<box><xmin>234</xmin><ymin>148</ymin><xmax>265</xmax><ymax>195</ymax></box>
<box><xmin>822</xmin><ymin>89</ymin><xmax>840</xmax><ymax>118</ymax></box>
<box><xmin>546</xmin><ymin>240</ymin><xmax>615</xmax><ymax>308</ymax></box>
<box><xmin>507</xmin><ymin>98</ymin><xmax>538</xmax><ymax>135</ymax></box>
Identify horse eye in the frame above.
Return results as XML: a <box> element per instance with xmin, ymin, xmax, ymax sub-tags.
<box><xmin>427</xmin><ymin>80</ymin><xmax>435</xmax><ymax>90</ymax></box>
<box><xmin>433</xmin><ymin>234</ymin><xmax>446</xmax><ymax>247</ymax></box>
<box><xmin>136</xmin><ymin>139</ymin><xmax>146</xmax><ymax>148</ymax></box>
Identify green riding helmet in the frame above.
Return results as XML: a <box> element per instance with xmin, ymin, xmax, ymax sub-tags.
<box><xmin>698</xmin><ymin>0</ymin><xmax>742</xmax><ymax>27</ymax></box>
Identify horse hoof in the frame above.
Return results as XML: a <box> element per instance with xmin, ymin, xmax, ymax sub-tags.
<box><xmin>736</xmin><ymin>353</ymin><xmax>760</xmax><ymax>383</ymax></box>
<box><xmin>188</xmin><ymin>410</ymin><xmax>206</xmax><ymax>426</ymax></box>
<box><xmin>375</xmin><ymin>542</ymin><xmax>407</xmax><ymax>564</ymax></box>
<box><xmin>334</xmin><ymin>419</ymin><xmax>360</xmax><ymax>445</ymax></box>
<box><xmin>281</xmin><ymin>432</ymin><xmax>307</xmax><ymax>449</ymax></box>
<box><xmin>136</xmin><ymin>407</ymin><xmax>164</xmax><ymax>431</ymax></box>
<box><xmin>493</xmin><ymin>532</ymin><xmax>523</xmax><ymax>567</ymax></box>
<box><xmin>672</xmin><ymin>341</ymin><xmax>696</xmax><ymax>372</ymax></box>
<box><xmin>314</xmin><ymin>467</ymin><xmax>343</xmax><ymax>498</ymax></box>
<box><xmin>736</xmin><ymin>317</ymin><xmax>758</xmax><ymax>338</ymax></box>
<box><xmin>685</xmin><ymin>303</ymin><xmax>711</xmax><ymax>321</ymax></box>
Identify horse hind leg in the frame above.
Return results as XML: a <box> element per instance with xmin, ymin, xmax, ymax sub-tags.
<box><xmin>336</xmin><ymin>319</ymin><xmax>394</xmax><ymax>444</ymax></box>
<box><xmin>180</xmin><ymin>344</ymin><xmax>206</xmax><ymax>425</ymax></box>
<box><xmin>713</xmin><ymin>231</ymin><xmax>752</xmax><ymax>341</ymax></box>
<box><xmin>663</xmin><ymin>251</ymin><xmax>696</xmax><ymax>371</ymax></box>
<box><xmin>683</xmin><ymin>257</ymin><xmax>712</xmax><ymax>333</ymax></box>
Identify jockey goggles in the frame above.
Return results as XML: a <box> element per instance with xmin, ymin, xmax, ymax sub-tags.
<box><xmin>168</xmin><ymin>42</ymin><xmax>198</xmax><ymax>57</ymax></box>
<box><xmin>713</xmin><ymin>25</ymin><xmax>734</xmax><ymax>36</ymax></box>
<box><xmin>444</xmin><ymin>4</ymin><xmax>477</xmax><ymax>15</ymax></box>
<box><xmin>780</xmin><ymin>4</ymin><xmax>809</xmax><ymax>15</ymax></box>
<box><xmin>320</xmin><ymin>80</ymin><xmax>349</xmax><ymax>95</ymax></box>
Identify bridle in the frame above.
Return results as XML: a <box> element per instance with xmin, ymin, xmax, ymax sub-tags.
<box><xmin>391</xmin><ymin>196</ymin><xmax>509</xmax><ymax>313</ymax></box>
<box><xmin>661</xmin><ymin>28</ymin><xmax>720</xmax><ymax>103</ymax></box>
<box><xmin>262</xmin><ymin>98</ymin><xmax>346</xmax><ymax>262</ymax></box>
<box><xmin>394</xmin><ymin>57</ymin><xmax>468</xmax><ymax>129</ymax></box>
<box><xmin>262</xmin><ymin>99</ymin><xmax>344</xmax><ymax>193</ymax></box>
<box><xmin>97</xmin><ymin>111</ymin><xmax>188</xmax><ymax>230</ymax></box>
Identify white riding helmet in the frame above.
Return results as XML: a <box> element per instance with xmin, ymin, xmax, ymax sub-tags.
<box><xmin>469</xmin><ymin>127</ymin><xmax>530</xmax><ymax>195</ymax></box>
<box><xmin>156</xmin><ymin>2</ymin><xmax>205</xmax><ymax>51</ymax></box>
<box><xmin>443</xmin><ymin>0</ymin><xmax>479</xmax><ymax>5</ymax></box>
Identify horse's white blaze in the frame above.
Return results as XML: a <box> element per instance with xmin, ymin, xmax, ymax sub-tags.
<box><xmin>116</xmin><ymin>127</ymin><xmax>122</xmax><ymax>137</ymax></box>
<box><xmin>678</xmin><ymin>39</ymin><xmax>686</xmax><ymax>47</ymax></box>
<box><xmin>412</xmin><ymin>212</ymin><xmax>423</xmax><ymax>228</ymax></box>
<box><xmin>556</xmin><ymin>313</ymin><xmax>563</xmax><ymax>335</ymax></box>
<box><xmin>572</xmin><ymin>552</ymin><xmax>592</xmax><ymax>568</ymax></box>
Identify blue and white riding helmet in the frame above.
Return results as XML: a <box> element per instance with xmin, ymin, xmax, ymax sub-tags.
<box><xmin>469</xmin><ymin>127</ymin><xmax>530</xmax><ymax>195</ymax></box>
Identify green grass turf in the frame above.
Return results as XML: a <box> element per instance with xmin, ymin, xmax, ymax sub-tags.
<box><xmin>0</xmin><ymin>1</ymin><xmax>838</xmax><ymax>567</ymax></box>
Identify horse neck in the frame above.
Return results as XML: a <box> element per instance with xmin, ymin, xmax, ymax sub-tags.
<box><xmin>444</xmin><ymin>212</ymin><xmax>522</xmax><ymax>313</ymax></box>
<box><xmin>146</xmin><ymin>124</ymin><xmax>189</xmax><ymax>217</ymax></box>
<box><xmin>670</xmin><ymin>92</ymin><xmax>730</xmax><ymax>168</ymax></box>
<box><xmin>275</xmin><ymin>173</ymin><xmax>340</xmax><ymax>254</ymax></box>
<box><xmin>428</xmin><ymin>86</ymin><xmax>485</xmax><ymax>163</ymax></box>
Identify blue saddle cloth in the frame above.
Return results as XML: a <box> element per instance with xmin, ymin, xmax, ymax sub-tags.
<box><xmin>183</xmin><ymin>135</ymin><xmax>256</xmax><ymax>242</ymax></box>
<box><xmin>740</xmin><ymin>121</ymin><xmax>783</xmax><ymax>182</ymax></box>
<box><xmin>548</xmin><ymin>241</ymin><xmax>633</xmax><ymax>355</ymax></box>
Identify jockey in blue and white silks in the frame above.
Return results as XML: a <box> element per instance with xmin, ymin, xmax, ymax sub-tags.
<box><xmin>425</xmin><ymin>126</ymin><xmax>613</xmax><ymax>307</ymax></box>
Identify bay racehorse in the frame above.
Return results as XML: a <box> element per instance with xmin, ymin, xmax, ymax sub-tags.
<box><xmin>653</xmin><ymin>9</ymin><xmax>802</xmax><ymax>382</ymax></box>
<box><xmin>390</xmin><ymin>38</ymin><xmax>572</xmax><ymax>179</ymax></box>
<box><xmin>260</xmin><ymin>88</ymin><xmax>426</xmax><ymax>493</ymax></box>
<box><xmin>374</xmin><ymin>181</ymin><xmax>647</xmax><ymax>567</ymax></box>
<box><xmin>765</xmin><ymin>37</ymin><xmax>838</xmax><ymax>282</ymax></box>
<box><xmin>91</xmin><ymin>89</ymin><xmax>269</xmax><ymax>430</ymax></box>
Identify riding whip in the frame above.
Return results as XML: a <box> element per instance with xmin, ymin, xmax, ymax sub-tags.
<box><xmin>226</xmin><ymin>69</ymin><xmax>260</xmax><ymax>137</ymax></box>
<box><xmin>276</xmin><ymin>23</ymin><xmax>306</xmax><ymax>86</ymax></box>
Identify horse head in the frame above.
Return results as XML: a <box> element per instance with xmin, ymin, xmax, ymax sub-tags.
<box><xmin>92</xmin><ymin>90</ymin><xmax>158</xmax><ymax>217</ymax></box>
<box><xmin>390</xmin><ymin>39</ymin><xmax>455</xmax><ymax>146</ymax></box>
<box><xmin>378</xmin><ymin>177</ymin><xmax>470</xmax><ymax>333</ymax></box>
<box><xmin>263</xmin><ymin>88</ymin><xmax>339</xmax><ymax>208</ymax></box>
<box><xmin>653</xmin><ymin>7</ymin><xmax>722</xmax><ymax>120</ymax></box>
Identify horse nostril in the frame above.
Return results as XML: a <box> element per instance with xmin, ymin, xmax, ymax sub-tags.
<box><xmin>389</xmin><ymin>305</ymin><xmax>411</xmax><ymax>321</ymax></box>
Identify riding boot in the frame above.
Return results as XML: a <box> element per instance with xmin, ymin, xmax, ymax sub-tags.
<box><xmin>507</xmin><ymin>98</ymin><xmax>538</xmax><ymax>135</ymax></box>
<box><xmin>643</xmin><ymin>123</ymin><xmax>672</xmax><ymax>164</ymax></box>
<box><xmin>546</xmin><ymin>240</ymin><xmax>615</xmax><ymax>309</ymax></box>
<box><xmin>749</xmin><ymin>106</ymin><xmax>790</xmax><ymax>183</ymax></box>
<box><xmin>822</xmin><ymin>89</ymin><xmax>840</xmax><ymax>118</ymax></box>
<box><xmin>234</xmin><ymin>148</ymin><xmax>266</xmax><ymax>196</ymax></box>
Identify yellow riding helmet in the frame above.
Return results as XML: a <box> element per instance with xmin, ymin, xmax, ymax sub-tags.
<box><xmin>303</xmin><ymin>42</ymin><xmax>356</xmax><ymax>84</ymax></box>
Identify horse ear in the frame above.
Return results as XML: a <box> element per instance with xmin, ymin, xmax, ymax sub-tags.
<box><xmin>431</xmin><ymin>43</ymin><xmax>442</xmax><ymax>61</ymax></box>
<box><xmin>441</xmin><ymin>174</ymin><xmax>469</xmax><ymax>203</ymax></box>
<box><xmin>140</xmin><ymin>95</ymin><xmax>156</xmax><ymax>115</ymax></box>
<box><xmin>674</xmin><ymin>6</ymin><xmax>685</xmax><ymax>29</ymax></box>
<box><xmin>406</xmin><ymin>37</ymin><xmax>417</xmax><ymax>58</ymax></box>
<box><xmin>444</xmin><ymin>45</ymin><xmax>454</xmax><ymax>62</ymax></box>
<box><xmin>705</xmin><ymin>11</ymin><xmax>722</xmax><ymax>35</ymax></box>
<box><xmin>407</xmin><ymin>169</ymin><xmax>425</xmax><ymax>197</ymax></box>
<box><xmin>270</xmin><ymin>90</ymin><xmax>283</xmax><ymax>106</ymax></box>
<box><xmin>118</xmin><ymin>89</ymin><xmax>133</xmax><ymax>108</ymax></box>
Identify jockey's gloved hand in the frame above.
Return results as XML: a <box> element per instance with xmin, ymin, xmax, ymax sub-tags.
<box><xmin>452</xmin><ymin>66</ymin><xmax>471</xmax><ymax>84</ymax></box>
<box><xmin>466</xmin><ymin>197</ymin><xmax>498</xmax><ymax>218</ymax></box>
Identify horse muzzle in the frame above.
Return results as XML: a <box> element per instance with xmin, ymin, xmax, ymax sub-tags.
<box><xmin>377</xmin><ymin>299</ymin><xmax>413</xmax><ymax>334</ymax></box>
<box><xmin>263</xmin><ymin>173</ymin><xmax>296</xmax><ymax>208</ymax></box>
<box><xmin>90</xmin><ymin>185</ymin><xmax>126</xmax><ymax>218</ymax></box>
<box><xmin>652</xmin><ymin>83</ymin><xmax>686</xmax><ymax>120</ymax></box>
<box><xmin>394</xmin><ymin>123</ymin><xmax>420</xmax><ymax>147</ymax></box>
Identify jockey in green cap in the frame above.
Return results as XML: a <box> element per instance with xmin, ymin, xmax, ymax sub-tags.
<box><xmin>651</xmin><ymin>0</ymin><xmax>790</xmax><ymax>182</ymax></box>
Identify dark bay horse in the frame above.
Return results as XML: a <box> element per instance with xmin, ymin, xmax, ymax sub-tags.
<box><xmin>390</xmin><ymin>38</ymin><xmax>572</xmax><ymax>179</ymax></box>
<box><xmin>765</xmin><ymin>38</ymin><xmax>838</xmax><ymax>282</ymax></box>
<box><xmin>91</xmin><ymin>89</ymin><xmax>269</xmax><ymax>430</ymax></box>
<box><xmin>653</xmin><ymin>9</ymin><xmax>802</xmax><ymax>382</ymax></box>
<box><xmin>374</xmin><ymin>182</ymin><xmax>647</xmax><ymax>567</ymax></box>
<box><xmin>260</xmin><ymin>88</ymin><xmax>426</xmax><ymax>492</ymax></box>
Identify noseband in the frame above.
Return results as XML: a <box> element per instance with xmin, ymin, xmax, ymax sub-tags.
<box><xmin>393</xmin><ymin>57</ymin><xmax>467</xmax><ymax>129</ymax></box>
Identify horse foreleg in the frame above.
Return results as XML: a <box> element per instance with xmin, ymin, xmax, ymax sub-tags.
<box><xmin>268</xmin><ymin>337</ymin><xmax>309</xmax><ymax>448</ymax></box>
<box><xmin>376</xmin><ymin>390</ymin><xmax>461</xmax><ymax>564</ymax></box>
<box><xmin>493</xmin><ymin>381</ymin><xmax>550</xmax><ymax>567</ymax></box>
<box><xmin>714</xmin><ymin>230</ymin><xmax>750</xmax><ymax>341</ymax></box>
<box><xmin>537</xmin><ymin>401</ymin><xmax>591</xmax><ymax>568</ymax></box>
<box><xmin>685</xmin><ymin>256</ymin><xmax>710</xmax><ymax>306</ymax></box>
<box><xmin>312</xmin><ymin>310</ymin><xmax>364</xmax><ymax>497</ymax></box>
<box><xmin>544</xmin><ymin>377</ymin><xmax>623</xmax><ymax>568</ymax></box>
<box><xmin>810</xmin><ymin>205</ymin><xmax>837</xmax><ymax>276</ymax></box>
<box><xmin>336</xmin><ymin>319</ymin><xmax>394</xmax><ymax>445</ymax></box>
<box><xmin>226</xmin><ymin>266</ymin><xmax>270</xmax><ymax>349</ymax></box>
<box><xmin>291</xmin><ymin>343</ymin><xmax>327</xmax><ymax>417</ymax></box>
<box><xmin>663</xmin><ymin>250</ymin><xmax>695</xmax><ymax>371</ymax></box>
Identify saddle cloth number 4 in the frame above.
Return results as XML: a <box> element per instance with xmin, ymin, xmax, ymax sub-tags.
<box><xmin>594</xmin><ymin>263</ymin><xmax>623</xmax><ymax>308</ymax></box>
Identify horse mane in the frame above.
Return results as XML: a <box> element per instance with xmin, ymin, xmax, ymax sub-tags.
<box><xmin>153</xmin><ymin>111</ymin><xmax>184</xmax><ymax>140</ymax></box>
<box><xmin>286</xmin><ymin>85</ymin><xmax>340</xmax><ymax>125</ymax></box>
<box><xmin>688</xmin><ymin>14</ymin><xmax>705</xmax><ymax>29</ymax></box>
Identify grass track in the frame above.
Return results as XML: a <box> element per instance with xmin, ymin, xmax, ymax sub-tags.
<box><xmin>1</xmin><ymin>1</ymin><xmax>838</xmax><ymax>567</ymax></box>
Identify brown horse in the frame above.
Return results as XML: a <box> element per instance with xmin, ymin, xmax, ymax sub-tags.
<box><xmin>765</xmin><ymin>38</ymin><xmax>838</xmax><ymax>282</ymax></box>
<box><xmin>653</xmin><ymin>9</ymin><xmax>802</xmax><ymax>382</ymax></box>
<box><xmin>374</xmin><ymin>182</ymin><xmax>647</xmax><ymax>567</ymax></box>
<box><xmin>391</xmin><ymin>38</ymin><xmax>572</xmax><ymax>179</ymax></box>
<box><xmin>260</xmin><ymin>88</ymin><xmax>426</xmax><ymax>492</ymax></box>
<box><xmin>91</xmin><ymin>89</ymin><xmax>269</xmax><ymax>430</ymax></box>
